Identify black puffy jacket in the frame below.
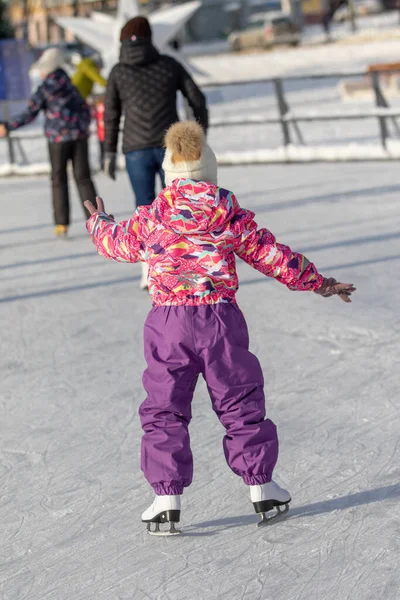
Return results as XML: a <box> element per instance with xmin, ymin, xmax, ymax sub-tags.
<box><xmin>104</xmin><ymin>40</ymin><xmax>208</xmax><ymax>154</ymax></box>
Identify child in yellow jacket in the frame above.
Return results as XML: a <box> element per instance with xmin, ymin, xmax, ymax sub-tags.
<box><xmin>72</xmin><ymin>54</ymin><xmax>107</xmax><ymax>170</ymax></box>
<box><xmin>72</xmin><ymin>56</ymin><xmax>106</xmax><ymax>100</ymax></box>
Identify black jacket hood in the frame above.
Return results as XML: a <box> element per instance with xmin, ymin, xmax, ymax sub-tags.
<box><xmin>119</xmin><ymin>40</ymin><xmax>160</xmax><ymax>67</ymax></box>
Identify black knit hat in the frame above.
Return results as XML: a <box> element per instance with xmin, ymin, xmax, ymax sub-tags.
<box><xmin>120</xmin><ymin>16</ymin><xmax>152</xmax><ymax>42</ymax></box>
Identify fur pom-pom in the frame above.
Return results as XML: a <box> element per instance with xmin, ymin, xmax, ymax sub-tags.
<box><xmin>164</xmin><ymin>121</ymin><xmax>205</xmax><ymax>164</ymax></box>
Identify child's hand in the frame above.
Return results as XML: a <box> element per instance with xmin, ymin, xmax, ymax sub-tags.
<box><xmin>315</xmin><ymin>277</ymin><xmax>356</xmax><ymax>303</ymax></box>
<box><xmin>84</xmin><ymin>196</ymin><xmax>114</xmax><ymax>220</ymax></box>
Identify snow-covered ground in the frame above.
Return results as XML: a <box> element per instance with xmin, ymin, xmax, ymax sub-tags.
<box><xmin>1</xmin><ymin>162</ymin><xmax>399</xmax><ymax>599</ymax></box>
<box><xmin>193</xmin><ymin>36</ymin><xmax>400</xmax><ymax>85</ymax></box>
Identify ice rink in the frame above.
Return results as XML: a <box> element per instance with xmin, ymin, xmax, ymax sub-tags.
<box><xmin>1</xmin><ymin>161</ymin><xmax>399</xmax><ymax>599</ymax></box>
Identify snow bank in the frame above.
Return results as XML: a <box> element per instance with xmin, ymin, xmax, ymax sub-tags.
<box><xmin>2</xmin><ymin>141</ymin><xmax>400</xmax><ymax>177</ymax></box>
<box><xmin>0</xmin><ymin>162</ymin><xmax>52</xmax><ymax>177</ymax></box>
<box><xmin>218</xmin><ymin>140</ymin><xmax>400</xmax><ymax>164</ymax></box>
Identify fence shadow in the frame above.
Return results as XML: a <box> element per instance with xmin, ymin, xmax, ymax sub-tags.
<box><xmin>247</xmin><ymin>183</ymin><xmax>400</xmax><ymax>214</ymax></box>
<box><xmin>287</xmin><ymin>483</ymin><xmax>400</xmax><ymax>521</ymax></box>
<box><xmin>0</xmin><ymin>275</ymin><xmax>140</xmax><ymax>304</ymax></box>
<box><xmin>301</xmin><ymin>230</ymin><xmax>400</xmax><ymax>254</ymax></box>
<box><xmin>0</xmin><ymin>251</ymin><xmax>96</xmax><ymax>271</ymax></box>
<box><xmin>0</xmin><ymin>231</ymin><xmax>91</xmax><ymax>251</ymax></box>
<box><xmin>0</xmin><ymin>211</ymin><xmax>131</xmax><ymax>237</ymax></box>
<box><xmin>1</xmin><ymin>259</ymin><xmax>107</xmax><ymax>284</ymax></box>
<box><xmin>189</xmin><ymin>483</ymin><xmax>400</xmax><ymax>531</ymax></box>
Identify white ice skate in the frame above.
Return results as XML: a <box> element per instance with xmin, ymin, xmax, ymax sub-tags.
<box><xmin>250</xmin><ymin>480</ymin><xmax>291</xmax><ymax>527</ymax></box>
<box><xmin>142</xmin><ymin>495</ymin><xmax>181</xmax><ymax>536</ymax></box>
<box><xmin>140</xmin><ymin>262</ymin><xmax>149</xmax><ymax>291</ymax></box>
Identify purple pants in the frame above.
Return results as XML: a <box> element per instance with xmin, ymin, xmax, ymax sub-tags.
<box><xmin>139</xmin><ymin>304</ymin><xmax>279</xmax><ymax>495</ymax></box>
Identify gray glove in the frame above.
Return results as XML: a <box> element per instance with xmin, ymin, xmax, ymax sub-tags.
<box><xmin>314</xmin><ymin>277</ymin><xmax>356</xmax><ymax>303</ymax></box>
<box><xmin>104</xmin><ymin>152</ymin><xmax>116</xmax><ymax>181</ymax></box>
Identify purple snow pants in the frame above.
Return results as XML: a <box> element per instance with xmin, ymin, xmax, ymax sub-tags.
<box><xmin>139</xmin><ymin>304</ymin><xmax>279</xmax><ymax>495</ymax></box>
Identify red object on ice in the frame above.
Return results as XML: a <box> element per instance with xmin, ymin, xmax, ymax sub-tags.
<box><xmin>95</xmin><ymin>102</ymin><xmax>105</xmax><ymax>142</ymax></box>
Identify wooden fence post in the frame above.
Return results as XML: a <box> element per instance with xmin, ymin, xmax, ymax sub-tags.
<box><xmin>2</xmin><ymin>105</ymin><xmax>16</xmax><ymax>165</ymax></box>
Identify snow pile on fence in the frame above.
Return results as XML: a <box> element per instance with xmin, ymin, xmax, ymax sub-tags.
<box><xmin>2</xmin><ymin>140</ymin><xmax>400</xmax><ymax>177</ymax></box>
<box><xmin>218</xmin><ymin>140</ymin><xmax>400</xmax><ymax>164</ymax></box>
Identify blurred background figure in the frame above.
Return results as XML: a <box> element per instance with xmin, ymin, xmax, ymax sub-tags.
<box><xmin>71</xmin><ymin>52</ymin><xmax>107</xmax><ymax>170</ymax></box>
<box><xmin>0</xmin><ymin>47</ymin><xmax>97</xmax><ymax>238</ymax></box>
<box><xmin>322</xmin><ymin>0</ymin><xmax>355</xmax><ymax>36</ymax></box>
<box><xmin>103</xmin><ymin>15</ymin><xmax>209</xmax><ymax>289</ymax></box>
<box><xmin>71</xmin><ymin>52</ymin><xmax>106</xmax><ymax>101</ymax></box>
<box><xmin>93</xmin><ymin>96</ymin><xmax>106</xmax><ymax>171</ymax></box>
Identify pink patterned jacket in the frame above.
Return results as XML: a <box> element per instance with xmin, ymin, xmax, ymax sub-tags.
<box><xmin>87</xmin><ymin>179</ymin><xmax>324</xmax><ymax>306</ymax></box>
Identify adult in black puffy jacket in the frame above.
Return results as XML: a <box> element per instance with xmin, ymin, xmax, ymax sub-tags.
<box><xmin>104</xmin><ymin>16</ymin><xmax>208</xmax><ymax>205</ymax></box>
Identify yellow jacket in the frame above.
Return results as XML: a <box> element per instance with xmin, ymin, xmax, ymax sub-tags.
<box><xmin>72</xmin><ymin>58</ymin><xmax>107</xmax><ymax>100</ymax></box>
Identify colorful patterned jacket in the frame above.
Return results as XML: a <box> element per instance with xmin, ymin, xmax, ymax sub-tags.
<box><xmin>5</xmin><ymin>69</ymin><xmax>91</xmax><ymax>143</ymax></box>
<box><xmin>87</xmin><ymin>179</ymin><xmax>324</xmax><ymax>306</ymax></box>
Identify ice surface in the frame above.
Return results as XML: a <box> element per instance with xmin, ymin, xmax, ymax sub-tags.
<box><xmin>1</xmin><ymin>162</ymin><xmax>399</xmax><ymax>599</ymax></box>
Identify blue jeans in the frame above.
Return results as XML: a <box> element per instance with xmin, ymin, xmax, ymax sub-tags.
<box><xmin>125</xmin><ymin>147</ymin><xmax>166</xmax><ymax>207</ymax></box>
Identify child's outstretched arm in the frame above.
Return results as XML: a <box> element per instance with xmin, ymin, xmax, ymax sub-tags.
<box><xmin>85</xmin><ymin>197</ymin><xmax>143</xmax><ymax>263</ymax></box>
<box><xmin>232</xmin><ymin>209</ymin><xmax>355</xmax><ymax>302</ymax></box>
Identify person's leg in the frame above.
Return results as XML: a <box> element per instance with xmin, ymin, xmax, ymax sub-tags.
<box><xmin>322</xmin><ymin>11</ymin><xmax>330</xmax><ymax>34</ymax></box>
<box><xmin>140</xmin><ymin>306</ymin><xmax>200</xmax><ymax>496</ymax></box>
<box><xmin>199</xmin><ymin>304</ymin><xmax>279</xmax><ymax>485</ymax></box>
<box><xmin>125</xmin><ymin>149</ymin><xmax>157</xmax><ymax>208</ymax></box>
<box><xmin>99</xmin><ymin>140</ymin><xmax>105</xmax><ymax>171</ymax></box>
<box><xmin>48</xmin><ymin>142</ymin><xmax>71</xmax><ymax>227</ymax></box>
<box><xmin>139</xmin><ymin>261</ymin><xmax>149</xmax><ymax>291</ymax></box>
<box><xmin>71</xmin><ymin>138</ymin><xmax>97</xmax><ymax>219</ymax></box>
<box><xmin>154</xmin><ymin>147</ymin><xmax>166</xmax><ymax>190</ymax></box>
<box><xmin>125</xmin><ymin>149</ymin><xmax>158</xmax><ymax>289</ymax></box>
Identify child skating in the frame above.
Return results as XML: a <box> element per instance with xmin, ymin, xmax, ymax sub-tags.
<box><xmin>85</xmin><ymin>122</ymin><xmax>356</xmax><ymax>535</ymax></box>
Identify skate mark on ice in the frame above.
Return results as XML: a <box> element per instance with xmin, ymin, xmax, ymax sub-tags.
<box><xmin>177</xmin><ymin>531</ymin><xmax>217</xmax><ymax>537</ymax></box>
<box><xmin>187</xmin><ymin>514</ymin><xmax>256</xmax><ymax>531</ymax></box>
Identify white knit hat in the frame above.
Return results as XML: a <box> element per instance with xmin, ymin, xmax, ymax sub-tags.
<box><xmin>32</xmin><ymin>48</ymin><xmax>66</xmax><ymax>76</ymax></box>
<box><xmin>162</xmin><ymin>121</ymin><xmax>218</xmax><ymax>186</ymax></box>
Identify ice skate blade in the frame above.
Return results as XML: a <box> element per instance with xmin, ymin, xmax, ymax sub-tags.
<box><xmin>146</xmin><ymin>520</ymin><xmax>181</xmax><ymax>536</ymax></box>
<box><xmin>147</xmin><ymin>511</ymin><xmax>182</xmax><ymax>537</ymax></box>
<box><xmin>257</xmin><ymin>503</ymin><xmax>290</xmax><ymax>527</ymax></box>
<box><xmin>147</xmin><ymin>529</ymin><xmax>182</xmax><ymax>537</ymax></box>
